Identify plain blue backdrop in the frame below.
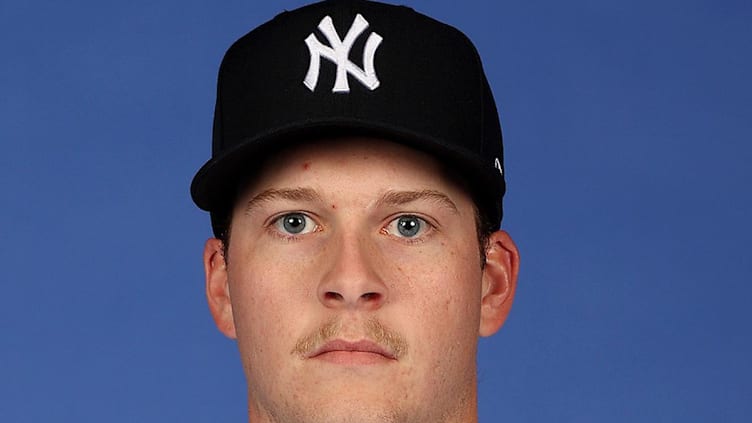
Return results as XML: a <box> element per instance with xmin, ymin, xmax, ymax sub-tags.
<box><xmin>2</xmin><ymin>0</ymin><xmax>750</xmax><ymax>421</ymax></box>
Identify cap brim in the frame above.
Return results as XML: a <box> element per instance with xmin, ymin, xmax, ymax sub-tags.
<box><xmin>190</xmin><ymin>118</ymin><xmax>504</xmax><ymax>222</ymax></box>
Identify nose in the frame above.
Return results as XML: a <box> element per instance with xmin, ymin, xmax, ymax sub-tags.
<box><xmin>317</xmin><ymin>232</ymin><xmax>387</xmax><ymax>311</ymax></box>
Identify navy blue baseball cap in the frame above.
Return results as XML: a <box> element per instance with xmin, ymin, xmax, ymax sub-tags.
<box><xmin>191</xmin><ymin>0</ymin><xmax>507</xmax><ymax>236</ymax></box>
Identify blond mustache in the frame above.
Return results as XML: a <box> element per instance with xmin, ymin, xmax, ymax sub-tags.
<box><xmin>292</xmin><ymin>318</ymin><xmax>407</xmax><ymax>359</ymax></box>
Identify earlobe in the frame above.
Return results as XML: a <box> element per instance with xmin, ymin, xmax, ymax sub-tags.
<box><xmin>478</xmin><ymin>230</ymin><xmax>520</xmax><ymax>337</ymax></box>
<box><xmin>204</xmin><ymin>238</ymin><xmax>237</xmax><ymax>339</ymax></box>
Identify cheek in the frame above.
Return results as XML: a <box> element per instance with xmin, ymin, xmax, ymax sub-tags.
<box><xmin>383</xmin><ymin>236</ymin><xmax>482</xmax><ymax>302</ymax></box>
<box><xmin>394</xmin><ymin>262</ymin><xmax>482</xmax><ymax>394</ymax></box>
<box><xmin>384</xmin><ymin>240</ymin><xmax>483</xmax><ymax>343</ymax></box>
<box><xmin>225</xmin><ymin>246</ymin><xmax>322</xmax><ymax>357</ymax></box>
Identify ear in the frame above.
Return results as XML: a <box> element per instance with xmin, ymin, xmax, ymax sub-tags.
<box><xmin>478</xmin><ymin>230</ymin><xmax>520</xmax><ymax>337</ymax></box>
<box><xmin>204</xmin><ymin>238</ymin><xmax>237</xmax><ymax>339</ymax></box>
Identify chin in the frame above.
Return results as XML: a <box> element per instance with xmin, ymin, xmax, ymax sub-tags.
<box><xmin>308</xmin><ymin>406</ymin><xmax>405</xmax><ymax>423</ymax></box>
<box><xmin>262</xmin><ymin>398</ymin><xmax>408</xmax><ymax>423</ymax></box>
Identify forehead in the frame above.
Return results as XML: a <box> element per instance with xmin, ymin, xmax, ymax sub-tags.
<box><xmin>240</xmin><ymin>136</ymin><xmax>460</xmax><ymax>197</ymax></box>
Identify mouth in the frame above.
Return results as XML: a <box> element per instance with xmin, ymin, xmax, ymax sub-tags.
<box><xmin>308</xmin><ymin>339</ymin><xmax>397</xmax><ymax>365</ymax></box>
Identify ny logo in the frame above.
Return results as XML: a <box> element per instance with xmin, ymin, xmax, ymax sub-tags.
<box><xmin>303</xmin><ymin>14</ymin><xmax>383</xmax><ymax>93</ymax></box>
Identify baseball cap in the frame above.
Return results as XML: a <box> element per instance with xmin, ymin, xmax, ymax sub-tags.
<box><xmin>190</xmin><ymin>0</ymin><xmax>506</xmax><ymax>236</ymax></box>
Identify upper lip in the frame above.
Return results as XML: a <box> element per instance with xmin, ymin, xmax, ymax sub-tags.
<box><xmin>308</xmin><ymin>339</ymin><xmax>397</xmax><ymax>360</ymax></box>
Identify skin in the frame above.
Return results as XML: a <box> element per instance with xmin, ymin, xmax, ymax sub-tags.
<box><xmin>204</xmin><ymin>137</ymin><xmax>520</xmax><ymax>423</ymax></box>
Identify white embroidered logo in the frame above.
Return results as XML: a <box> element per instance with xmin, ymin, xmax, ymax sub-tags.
<box><xmin>303</xmin><ymin>14</ymin><xmax>382</xmax><ymax>93</ymax></box>
<box><xmin>494</xmin><ymin>158</ymin><xmax>503</xmax><ymax>175</ymax></box>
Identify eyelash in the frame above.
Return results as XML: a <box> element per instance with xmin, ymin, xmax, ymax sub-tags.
<box><xmin>265</xmin><ymin>212</ymin><xmax>437</xmax><ymax>243</ymax></box>
<box><xmin>380</xmin><ymin>214</ymin><xmax>436</xmax><ymax>244</ymax></box>
<box><xmin>267</xmin><ymin>212</ymin><xmax>321</xmax><ymax>241</ymax></box>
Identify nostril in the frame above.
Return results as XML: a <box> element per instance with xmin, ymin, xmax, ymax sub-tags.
<box><xmin>324</xmin><ymin>291</ymin><xmax>344</xmax><ymax>301</ymax></box>
<box><xmin>360</xmin><ymin>292</ymin><xmax>382</xmax><ymax>302</ymax></box>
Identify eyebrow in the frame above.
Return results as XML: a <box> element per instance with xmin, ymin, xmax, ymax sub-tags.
<box><xmin>244</xmin><ymin>187</ymin><xmax>459</xmax><ymax>215</ymax></box>
<box><xmin>244</xmin><ymin>187</ymin><xmax>322</xmax><ymax>215</ymax></box>
<box><xmin>376</xmin><ymin>189</ymin><xmax>459</xmax><ymax>214</ymax></box>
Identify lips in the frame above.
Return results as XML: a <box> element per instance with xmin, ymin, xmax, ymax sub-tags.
<box><xmin>308</xmin><ymin>339</ymin><xmax>397</xmax><ymax>364</ymax></box>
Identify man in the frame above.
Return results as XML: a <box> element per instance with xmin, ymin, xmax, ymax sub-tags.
<box><xmin>190</xmin><ymin>1</ymin><xmax>520</xmax><ymax>422</ymax></box>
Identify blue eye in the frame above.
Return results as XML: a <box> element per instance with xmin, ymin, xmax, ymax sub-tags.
<box><xmin>274</xmin><ymin>213</ymin><xmax>316</xmax><ymax>235</ymax></box>
<box><xmin>397</xmin><ymin>216</ymin><xmax>421</xmax><ymax>237</ymax></box>
<box><xmin>385</xmin><ymin>215</ymin><xmax>429</xmax><ymax>239</ymax></box>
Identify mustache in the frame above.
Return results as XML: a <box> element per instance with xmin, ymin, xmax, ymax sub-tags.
<box><xmin>292</xmin><ymin>318</ymin><xmax>408</xmax><ymax>359</ymax></box>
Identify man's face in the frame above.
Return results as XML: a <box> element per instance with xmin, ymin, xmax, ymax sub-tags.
<box><xmin>204</xmin><ymin>137</ymin><xmax>518</xmax><ymax>423</ymax></box>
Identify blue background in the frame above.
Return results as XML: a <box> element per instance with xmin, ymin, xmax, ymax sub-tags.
<box><xmin>2</xmin><ymin>0</ymin><xmax>750</xmax><ymax>421</ymax></box>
